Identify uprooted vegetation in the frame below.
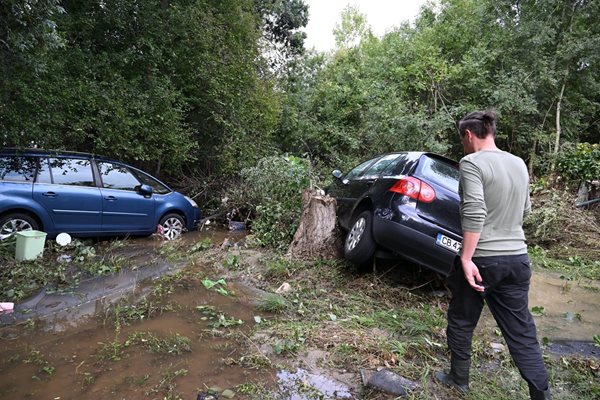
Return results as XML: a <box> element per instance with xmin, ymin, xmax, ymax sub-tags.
<box><xmin>525</xmin><ymin>184</ymin><xmax>600</xmax><ymax>268</ymax></box>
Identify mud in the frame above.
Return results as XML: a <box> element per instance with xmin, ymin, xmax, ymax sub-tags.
<box><xmin>0</xmin><ymin>228</ymin><xmax>274</xmax><ymax>399</ymax></box>
<box><xmin>1</xmin><ymin>229</ymin><xmax>599</xmax><ymax>399</ymax></box>
<box><xmin>529</xmin><ymin>272</ymin><xmax>600</xmax><ymax>342</ymax></box>
<box><xmin>475</xmin><ymin>268</ymin><xmax>600</xmax><ymax>358</ymax></box>
<box><xmin>0</xmin><ymin>270</ymin><xmax>275</xmax><ymax>399</ymax></box>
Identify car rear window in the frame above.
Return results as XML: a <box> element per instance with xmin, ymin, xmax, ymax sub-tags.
<box><xmin>419</xmin><ymin>156</ymin><xmax>459</xmax><ymax>192</ymax></box>
<box><xmin>0</xmin><ymin>156</ymin><xmax>37</xmax><ymax>182</ymax></box>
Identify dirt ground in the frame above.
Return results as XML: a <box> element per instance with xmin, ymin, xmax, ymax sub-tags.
<box><xmin>1</xmin><ymin>229</ymin><xmax>599</xmax><ymax>399</ymax></box>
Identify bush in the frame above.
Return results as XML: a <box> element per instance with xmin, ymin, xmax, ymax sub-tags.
<box><xmin>556</xmin><ymin>142</ymin><xmax>600</xmax><ymax>184</ymax></box>
<box><xmin>239</xmin><ymin>155</ymin><xmax>311</xmax><ymax>249</ymax></box>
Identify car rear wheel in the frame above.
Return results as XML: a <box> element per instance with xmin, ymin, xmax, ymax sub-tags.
<box><xmin>0</xmin><ymin>213</ymin><xmax>39</xmax><ymax>240</ymax></box>
<box><xmin>159</xmin><ymin>213</ymin><xmax>185</xmax><ymax>240</ymax></box>
<box><xmin>344</xmin><ymin>210</ymin><xmax>375</xmax><ymax>269</ymax></box>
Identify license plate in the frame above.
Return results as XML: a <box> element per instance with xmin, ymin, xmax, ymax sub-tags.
<box><xmin>436</xmin><ymin>233</ymin><xmax>462</xmax><ymax>253</ymax></box>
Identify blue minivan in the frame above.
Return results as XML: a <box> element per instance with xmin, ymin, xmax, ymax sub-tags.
<box><xmin>0</xmin><ymin>148</ymin><xmax>200</xmax><ymax>240</ymax></box>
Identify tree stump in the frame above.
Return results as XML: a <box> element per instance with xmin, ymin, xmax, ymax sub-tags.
<box><xmin>287</xmin><ymin>190</ymin><xmax>342</xmax><ymax>259</ymax></box>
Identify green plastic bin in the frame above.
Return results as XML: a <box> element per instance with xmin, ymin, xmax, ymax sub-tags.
<box><xmin>15</xmin><ymin>230</ymin><xmax>47</xmax><ymax>261</ymax></box>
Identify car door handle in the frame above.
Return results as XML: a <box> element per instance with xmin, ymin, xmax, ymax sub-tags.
<box><xmin>104</xmin><ymin>196</ymin><xmax>117</xmax><ymax>201</ymax></box>
<box><xmin>366</xmin><ymin>180</ymin><xmax>376</xmax><ymax>186</ymax></box>
<box><xmin>42</xmin><ymin>191</ymin><xmax>57</xmax><ymax>197</ymax></box>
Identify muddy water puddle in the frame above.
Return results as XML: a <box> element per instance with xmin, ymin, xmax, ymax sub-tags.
<box><xmin>529</xmin><ymin>272</ymin><xmax>600</xmax><ymax>341</ymax></box>
<box><xmin>0</xmin><ymin>278</ymin><xmax>275</xmax><ymax>399</ymax></box>
<box><xmin>477</xmin><ymin>268</ymin><xmax>600</xmax><ymax>355</ymax></box>
<box><xmin>0</xmin><ymin>228</ymin><xmax>277</xmax><ymax>399</ymax></box>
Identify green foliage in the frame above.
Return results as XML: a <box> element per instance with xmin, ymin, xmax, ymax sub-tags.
<box><xmin>239</xmin><ymin>155</ymin><xmax>310</xmax><ymax>248</ymax></box>
<box><xmin>0</xmin><ymin>0</ymin><xmax>287</xmax><ymax>180</ymax></box>
<box><xmin>201</xmin><ymin>278</ymin><xmax>230</xmax><ymax>296</ymax></box>
<box><xmin>557</xmin><ymin>143</ymin><xmax>600</xmax><ymax>183</ymax></box>
<box><xmin>256</xmin><ymin>0</ymin><xmax>309</xmax><ymax>66</ymax></box>
<box><xmin>195</xmin><ymin>305</ymin><xmax>243</xmax><ymax>329</ymax></box>
<box><xmin>190</xmin><ymin>238</ymin><xmax>212</xmax><ymax>253</ymax></box>
<box><xmin>276</xmin><ymin>0</ymin><xmax>600</xmax><ymax>175</ymax></box>
<box><xmin>263</xmin><ymin>257</ymin><xmax>293</xmax><ymax>280</ymax></box>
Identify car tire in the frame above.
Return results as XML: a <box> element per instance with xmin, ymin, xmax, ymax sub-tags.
<box><xmin>158</xmin><ymin>213</ymin><xmax>186</xmax><ymax>240</ymax></box>
<box><xmin>344</xmin><ymin>210</ymin><xmax>375</xmax><ymax>270</ymax></box>
<box><xmin>0</xmin><ymin>213</ymin><xmax>39</xmax><ymax>240</ymax></box>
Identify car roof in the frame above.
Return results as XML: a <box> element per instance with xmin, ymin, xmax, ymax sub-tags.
<box><xmin>0</xmin><ymin>147</ymin><xmax>118</xmax><ymax>163</ymax></box>
<box><xmin>375</xmin><ymin>151</ymin><xmax>458</xmax><ymax>165</ymax></box>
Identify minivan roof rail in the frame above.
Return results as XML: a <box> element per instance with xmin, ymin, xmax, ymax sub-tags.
<box><xmin>0</xmin><ymin>147</ymin><xmax>112</xmax><ymax>160</ymax></box>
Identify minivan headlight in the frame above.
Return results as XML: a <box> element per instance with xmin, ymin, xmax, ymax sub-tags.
<box><xmin>184</xmin><ymin>196</ymin><xmax>198</xmax><ymax>208</ymax></box>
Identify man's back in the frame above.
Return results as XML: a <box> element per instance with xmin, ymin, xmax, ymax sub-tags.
<box><xmin>459</xmin><ymin>149</ymin><xmax>531</xmax><ymax>257</ymax></box>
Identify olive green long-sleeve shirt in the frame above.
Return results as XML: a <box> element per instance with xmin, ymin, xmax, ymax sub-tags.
<box><xmin>459</xmin><ymin>150</ymin><xmax>531</xmax><ymax>257</ymax></box>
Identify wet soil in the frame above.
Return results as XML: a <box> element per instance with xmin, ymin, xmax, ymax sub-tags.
<box><xmin>0</xmin><ymin>283</ymin><xmax>275</xmax><ymax>399</ymax></box>
<box><xmin>0</xmin><ymin>229</ymin><xmax>276</xmax><ymax>399</ymax></box>
<box><xmin>1</xmin><ymin>229</ymin><xmax>599</xmax><ymax>399</ymax></box>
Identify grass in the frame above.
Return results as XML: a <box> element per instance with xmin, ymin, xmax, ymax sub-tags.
<box><xmin>529</xmin><ymin>245</ymin><xmax>600</xmax><ymax>281</ymax></box>
<box><xmin>222</xmin><ymin>252</ymin><xmax>600</xmax><ymax>399</ymax></box>
<box><xmin>257</xmin><ymin>293</ymin><xmax>287</xmax><ymax>312</ymax></box>
<box><xmin>5</xmin><ymin>233</ymin><xmax>597</xmax><ymax>399</ymax></box>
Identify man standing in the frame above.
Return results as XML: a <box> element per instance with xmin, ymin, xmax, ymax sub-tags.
<box><xmin>435</xmin><ymin>111</ymin><xmax>550</xmax><ymax>399</ymax></box>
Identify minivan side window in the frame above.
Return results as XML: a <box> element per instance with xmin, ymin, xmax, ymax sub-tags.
<box><xmin>49</xmin><ymin>158</ymin><xmax>95</xmax><ymax>187</ymax></box>
<box><xmin>98</xmin><ymin>162</ymin><xmax>141</xmax><ymax>191</ymax></box>
<box><xmin>0</xmin><ymin>156</ymin><xmax>37</xmax><ymax>182</ymax></box>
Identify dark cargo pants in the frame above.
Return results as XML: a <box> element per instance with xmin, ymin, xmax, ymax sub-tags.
<box><xmin>446</xmin><ymin>253</ymin><xmax>549</xmax><ymax>391</ymax></box>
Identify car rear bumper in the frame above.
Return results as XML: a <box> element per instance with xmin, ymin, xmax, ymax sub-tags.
<box><xmin>372</xmin><ymin>216</ymin><xmax>458</xmax><ymax>276</ymax></box>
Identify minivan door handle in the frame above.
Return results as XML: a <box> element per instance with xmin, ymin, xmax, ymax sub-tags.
<box><xmin>42</xmin><ymin>191</ymin><xmax>57</xmax><ymax>197</ymax></box>
<box><xmin>104</xmin><ymin>196</ymin><xmax>117</xmax><ymax>201</ymax></box>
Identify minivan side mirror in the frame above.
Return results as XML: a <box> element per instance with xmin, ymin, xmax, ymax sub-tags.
<box><xmin>138</xmin><ymin>184</ymin><xmax>153</xmax><ymax>197</ymax></box>
<box><xmin>332</xmin><ymin>169</ymin><xmax>343</xmax><ymax>179</ymax></box>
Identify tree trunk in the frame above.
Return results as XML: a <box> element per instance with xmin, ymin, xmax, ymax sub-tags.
<box><xmin>287</xmin><ymin>190</ymin><xmax>342</xmax><ymax>259</ymax></box>
<box><xmin>553</xmin><ymin>71</ymin><xmax>568</xmax><ymax>160</ymax></box>
<box><xmin>552</xmin><ymin>0</ymin><xmax>577</xmax><ymax>171</ymax></box>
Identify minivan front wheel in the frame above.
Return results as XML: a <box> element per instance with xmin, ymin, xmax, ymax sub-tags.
<box><xmin>344</xmin><ymin>210</ymin><xmax>375</xmax><ymax>268</ymax></box>
<box><xmin>0</xmin><ymin>213</ymin><xmax>39</xmax><ymax>240</ymax></box>
<box><xmin>159</xmin><ymin>213</ymin><xmax>185</xmax><ymax>240</ymax></box>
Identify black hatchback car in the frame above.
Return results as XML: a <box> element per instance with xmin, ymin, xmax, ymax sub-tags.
<box><xmin>327</xmin><ymin>152</ymin><xmax>462</xmax><ymax>276</ymax></box>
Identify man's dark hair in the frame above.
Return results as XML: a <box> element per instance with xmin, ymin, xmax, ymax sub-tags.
<box><xmin>459</xmin><ymin>110</ymin><xmax>497</xmax><ymax>139</ymax></box>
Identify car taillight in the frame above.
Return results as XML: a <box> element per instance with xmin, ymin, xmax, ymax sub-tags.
<box><xmin>389</xmin><ymin>177</ymin><xmax>436</xmax><ymax>203</ymax></box>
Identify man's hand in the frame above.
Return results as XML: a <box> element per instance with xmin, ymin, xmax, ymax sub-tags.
<box><xmin>461</xmin><ymin>258</ymin><xmax>485</xmax><ymax>292</ymax></box>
